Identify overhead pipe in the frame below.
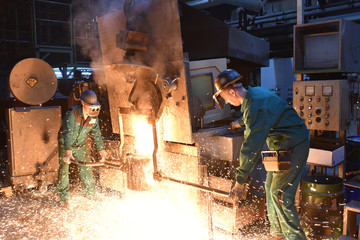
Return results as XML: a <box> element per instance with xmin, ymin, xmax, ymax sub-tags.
<box><xmin>186</xmin><ymin>0</ymin><xmax>266</xmax><ymax>12</ymax></box>
<box><xmin>227</xmin><ymin>0</ymin><xmax>360</xmax><ymax>27</ymax></box>
<box><xmin>251</xmin><ymin>0</ymin><xmax>360</xmax><ymax>21</ymax></box>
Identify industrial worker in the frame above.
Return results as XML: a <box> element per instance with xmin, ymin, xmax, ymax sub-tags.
<box><xmin>213</xmin><ymin>69</ymin><xmax>309</xmax><ymax>240</ymax></box>
<box><xmin>57</xmin><ymin>89</ymin><xmax>107</xmax><ymax>208</ymax></box>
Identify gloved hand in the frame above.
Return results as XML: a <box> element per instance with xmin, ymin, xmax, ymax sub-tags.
<box><xmin>229</xmin><ymin>167</ymin><xmax>238</xmax><ymax>179</ymax></box>
<box><xmin>230</xmin><ymin>120</ymin><xmax>241</xmax><ymax>130</ymax></box>
<box><xmin>99</xmin><ymin>150</ymin><xmax>107</xmax><ymax>162</ymax></box>
<box><xmin>63</xmin><ymin>150</ymin><xmax>75</xmax><ymax>164</ymax></box>
<box><xmin>229</xmin><ymin>181</ymin><xmax>248</xmax><ymax>204</ymax></box>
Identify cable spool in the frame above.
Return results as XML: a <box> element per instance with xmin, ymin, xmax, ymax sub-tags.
<box><xmin>9</xmin><ymin>58</ymin><xmax>57</xmax><ymax>105</ymax></box>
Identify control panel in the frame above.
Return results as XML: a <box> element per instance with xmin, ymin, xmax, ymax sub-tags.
<box><xmin>293</xmin><ymin>80</ymin><xmax>350</xmax><ymax>131</ymax></box>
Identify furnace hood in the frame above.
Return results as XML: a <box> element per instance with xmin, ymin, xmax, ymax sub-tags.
<box><xmin>180</xmin><ymin>2</ymin><xmax>269</xmax><ymax>66</ymax></box>
<box><xmin>97</xmin><ymin>0</ymin><xmax>269</xmax><ymax>145</ymax></box>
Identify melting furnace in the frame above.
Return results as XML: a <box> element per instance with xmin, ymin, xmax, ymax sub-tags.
<box><xmin>96</xmin><ymin>0</ymin><xmax>269</xmax><ymax>236</ymax></box>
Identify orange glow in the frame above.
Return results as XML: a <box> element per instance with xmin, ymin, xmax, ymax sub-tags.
<box><xmin>144</xmin><ymin>158</ymin><xmax>155</xmax><ymax>186</ymax></box>
<box><xmin>132</xmin><ymin>115</ymin><xmax>154</xmax><ymax>155</ymax></box>
<box><xmin>130</xmin><ymin>115</ymin><xmax>156</xmax><ymax>187</ymax></box>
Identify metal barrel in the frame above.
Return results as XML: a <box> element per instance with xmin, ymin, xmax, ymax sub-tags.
<box><xmin>126</xmin><ymin>154</ymin><xmax>152</xmax><ymax>191</ymax></box>
<box><xmin>300</xmin><ymin>175</ymin><xmax>344</xmax><ymax>239</ymax></box>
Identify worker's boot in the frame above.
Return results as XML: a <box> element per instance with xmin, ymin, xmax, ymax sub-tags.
<box><xmin>64</xmin><ymin>200</ymin><xmax>70</xmax><ymax>209</ymax></box>
<box><xmin>59</xmin><ymin>200</ymin><xmax>70</xmax><ymax>209</ymax></box>
<box><xmin>269</xmin><ymin>236</ymin><xmax>286</xmax><ymax>240</ymax></box>
<box><xmin>86</xmin><ymin>193</ymin><xmax>103</xmax><ymax>202</ymax></box>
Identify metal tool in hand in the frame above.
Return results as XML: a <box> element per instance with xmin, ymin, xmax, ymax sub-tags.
<box><xmin>70</xmin><ymin>159</ymin><xmax>128</xmax><ymax>172</ymax></box>
<box><xmin>229</xmin><ymin>181</ymin><xmax>249</xmax><ymax>207</ymax></box>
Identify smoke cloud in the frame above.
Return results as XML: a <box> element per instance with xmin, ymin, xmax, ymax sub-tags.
<box><xmin>72</xmin><ymin>0</ymin><xmax>183</xmax><ymax>89</ymax></box>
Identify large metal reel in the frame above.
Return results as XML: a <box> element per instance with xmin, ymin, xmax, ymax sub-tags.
<box><xmin>9</xmin><ymin>58</ymin><xmax>57</xmax><ymax>105</ymax></box>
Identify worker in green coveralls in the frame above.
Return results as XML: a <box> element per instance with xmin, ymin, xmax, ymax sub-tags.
<box><xmin>57</xmin><ymin>89</ymin><xmax>107</xmax><ymax>208</ymax></box>
<box><xmin>213</xmin><ymin>69</ymin><xmax>309</xmax><ymax>240</ymax></box>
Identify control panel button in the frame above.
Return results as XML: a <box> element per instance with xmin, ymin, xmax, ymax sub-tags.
<box><xmin>326</xmin><ymin>104</ymin><xmax>330</xmax><ymax>110</ymax></box>
<box><xmin>308</xmin><ymin>97</ymin><xmax>312</xmax><ymax>102</ymax></box>
<box><xmin>300</xmin><ymin>104</ymin><xmax>304</xmax><ymax>110</ymax></box>
<box><xmin>315</xmin><ymin>109</ymin><xmax>322</xmax><ymax>115</ymax></box>
<box><xmin>325</xmin><ymin>97</ymin><xmax>330</xmax><ymax>102</ymax></box>
<box><xmin>325</xmin><ymin>121</ymin><xmax>329</xmax><ymax>126</ymax></box>
<box><xmin>316</xmin><ymin>96</ymin><xmax>321</xmax><ymax>102</ymax></box>
<box><xmin>308</xmin><ymin>120</ymin><xmax>312</xmax><ymax>125</ymax></box>
<box><xmin>300</xmin><ymin>111</ymin><xmax>304</xmax><ymax>117</ymax></box>
<box><xmin>308</xmin><ymin>105</ymin><xmax>312</xmax><ymax>110</ymax></box>
<box><xmin>300</xmin><ymin>96</ymin><xmax>304</xmax><ymax>102</ymax></box>
<box><xmin>325</xmin><ymin>113</ymin><xmax>329</xmax><ymax>119</ymax></box>
<box><xmin>308</xmin><ymin>113</ymin><xmax>312</xmax><ymax>117</ymax></box>
<box><xmin>316</xmin><ymin>117</ymin><xmax>321</xmax><ymax>123</ymax></box>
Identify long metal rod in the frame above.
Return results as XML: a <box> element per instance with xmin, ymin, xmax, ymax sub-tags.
<box><xmin>147</xmin><ymin>110</ymin><xmax>229</xmax><ymax>197</ymax></box>
<box><xmin>70</xmin><ymin>159</ymin><xmax>104</xmax><ymax>167</ymax></box>
<box><xmin>70</xmin><ymin>159</ymin><xmax>126</xmax><ymax>170</ymax></box>
<box><xmin>159</xmin><ymin>175</ymin><xmax>230</xmax><ymax>197</ymax></box>
<box><xmin>151</xmin><ymin>110</ymin><xmax>159</xmax><ymax>174</ymax></box>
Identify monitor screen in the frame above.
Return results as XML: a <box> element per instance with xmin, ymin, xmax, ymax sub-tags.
<box><xmin>189</xmin><ymin>58</ymin><xmax>230</xmax><ymax>126</ymax></box>
<box><xmin>304</xmin><ymin>33</ymin><xmax>339</xmax><ymax>69</ymax></box>
<box><xmin>190</xmin><ymin>73</ymin><xmax>215</xmax><ymax>110</ymax></box>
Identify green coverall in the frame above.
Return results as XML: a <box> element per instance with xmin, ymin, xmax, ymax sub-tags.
<box><xmin>234</xmin><ymin>87</ymin><xmax>309</xmax><ymax>240</ymax></box>
<box><xmin>57</xmin><ymin>105</ymin><xmax>105</xmax><ymax>201</ymax></box>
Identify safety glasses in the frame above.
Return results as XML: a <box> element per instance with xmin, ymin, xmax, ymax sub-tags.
<box><xmin>213</xmin><ymin>93</ymin><xmax>225</xmax><ymax>109</ymax></box>
<box><xmin>89</xmin><ymin>106</ymin><xmax>101</xmax><ymax>112</ymax></box>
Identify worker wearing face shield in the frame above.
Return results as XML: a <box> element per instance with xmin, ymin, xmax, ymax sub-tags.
<box><xmin>213</xmin><ymin>69</ymin><xmax>309</xmax><ymax>240</ymax></box>
<box><xmin>57</xmin><ymin>89</ymin><xmax>107</xmax><ymax>208</ymax></box>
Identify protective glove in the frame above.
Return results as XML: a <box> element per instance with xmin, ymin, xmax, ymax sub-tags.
<box><xmin>229</xmin><ymin>181</ymin><xmax>248</xmax><ymax>205</ymax></box>
<box><xmin>98</xmin><ymin>150</ymin><xmax>108</xmax><ymax>163</ymax></box>
<box><xmin>230</xmin><ymin>120</ymin><xmax>241</xmax><ymax>130</ymax></box>
<box><xmin>63</xmin><ymin>150</ymin><xmax>75</xmax><ymax>164</ymax></box>
<box><xmin>229</xmin><ymin>167</ymin><xmax>238</xmax><ymax>179</ymax></box>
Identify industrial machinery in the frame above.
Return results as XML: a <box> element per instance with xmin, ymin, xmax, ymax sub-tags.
<box><xmin>293</xmin><ymin>19</ymin><xmax>360</xmax><ymax>131</ymax></box>
<box><xmin>94</xmin><ymin>0</ymin><xmax>269</xmax><ymax>237</ymax></box>
<box><xmin>5</xmin><ymin>58</ymin><xmax>61</xmax><ymax>190</ymax></box>
<box><xmin>293</xmin><ymin>19</ymin><xmax>360</xmax><ymax>132</ymax></box>
<box><xmin>292</xmin><ymin>19</ymin><xmax>360</xmax><ymax>239</ymax></box>
<box><xmin>293</xmin><ymin>19</ymin><xmax>360</xmax><ymax>137</ymax></box>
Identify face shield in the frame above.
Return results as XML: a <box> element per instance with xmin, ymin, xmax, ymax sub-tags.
<box><xmin>81</xmin><ymin>100</ymin><xmax>101</xmax><ymax>118</ymax></box>
<box><xmin>213</xmin><ymin>91</ymin><xmax>225</xmax><ymax>110</ymax></box>
<box><xmin>88</xmin><ymin>104</ymin><xmax>101</xmax><ymax>117</ymax></box>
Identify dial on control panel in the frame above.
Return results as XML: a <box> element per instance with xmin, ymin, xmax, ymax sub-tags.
<box><xmin>294</xmin><ymin>80</ymin><xmax>350</xmax><ymax>131</ymax></box>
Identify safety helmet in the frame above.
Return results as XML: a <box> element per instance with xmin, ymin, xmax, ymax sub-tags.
<box><xmin>80</xmin><ymin>89</ymin><xmax>99</xmax><ymax>106</ymax></box>
<box><xmin>212</xmin><ymin>69</ymin><xmax>242</xmax><ymax>109</ymax></box>
<box><xmin>80</xmin><ymin>89</ymin><xmax>101</xmax><ymax>117</ymax></box>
